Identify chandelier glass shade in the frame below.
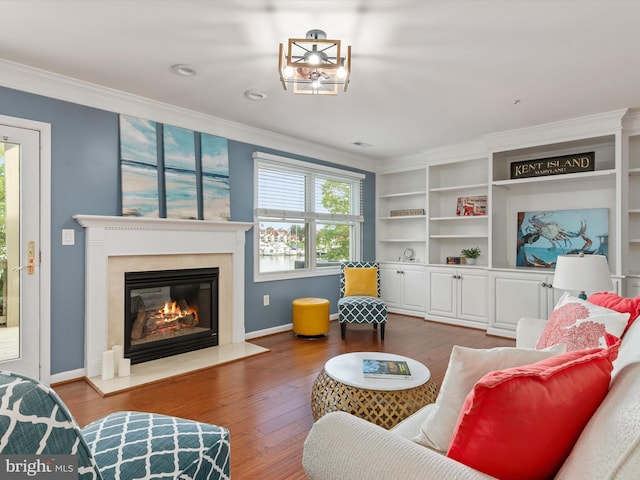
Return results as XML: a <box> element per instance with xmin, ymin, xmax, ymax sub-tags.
<box><xmin>279</xmin><ymin>29</ymin><xmax>351</xmax><ymax>95</ymax></box>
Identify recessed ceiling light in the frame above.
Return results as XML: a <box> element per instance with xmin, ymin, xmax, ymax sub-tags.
<box><xmin>244</xmin><ymin>89</ymin><xmax>268</xmax><ymax>101</ymax></box>
<box><xmin>171</xmin><ymin>64</ymin><xmax>200</xmax><ymax>76</ymax></box>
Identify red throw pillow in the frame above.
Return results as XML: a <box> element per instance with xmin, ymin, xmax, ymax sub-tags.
<box><xmin>447</xmin><ymin>340</ymin><xmax>619</xmax><ymax>480</ymax></box>
<box><xmin>587</xmin><ymin>291</ymin><xmax>640</xmax><ymax>333</ymax></box>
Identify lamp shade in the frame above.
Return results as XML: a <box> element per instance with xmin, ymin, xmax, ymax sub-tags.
<box><xmin>552</xmin><ymin>254</ymin><xmax>613</xmax><ymax>296</ymax></box>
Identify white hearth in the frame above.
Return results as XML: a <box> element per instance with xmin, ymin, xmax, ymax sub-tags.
<box><xmin>74</xmin><ymin>215</ymin><xmax>255</xmax><ymax>382</ymax></box>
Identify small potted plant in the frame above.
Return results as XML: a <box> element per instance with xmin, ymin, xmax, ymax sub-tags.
<box><xmin>461</xmin><ymin>247</ymin><xmax>481</xmax><ymax>265</ymax></box>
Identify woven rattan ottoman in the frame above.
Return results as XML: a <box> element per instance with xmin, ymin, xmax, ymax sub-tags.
<box><xmin>311</xmin><ymin>352</ymin><xmax>439</xmax><ymax>429</ymax></box>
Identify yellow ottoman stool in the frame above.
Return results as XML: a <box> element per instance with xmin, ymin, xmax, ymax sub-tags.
<box><xmin>292</xmin><ymin>297</ymin><xmax>330</xmax><ymax>337</ymax></box>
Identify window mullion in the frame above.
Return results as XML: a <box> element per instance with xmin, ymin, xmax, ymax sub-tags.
<box><xmin>308</xmin><ymin>218</ymin><xmax>317</xmax><ymax>269</ymax></box>
<box><xmin>307</xmin><ymin>172</ymin><xmax>315</xmax><ymax>269</ymax></box>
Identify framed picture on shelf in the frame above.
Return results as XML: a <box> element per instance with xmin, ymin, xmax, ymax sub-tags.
<box><xmin>456</xmin><ymin>196</ymin><xmax>487</xmax><ymax>216</ymax></box>
<box><xmin>516</xmin><ymin>208</ymin><xmax>609</xmax><ymax>268</ymax></box>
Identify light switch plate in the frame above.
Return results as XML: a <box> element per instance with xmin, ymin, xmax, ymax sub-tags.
<box><xmin>62</xmin><ymin>229</ymin><xmax>75</xmax><ymax>245</ymax></box>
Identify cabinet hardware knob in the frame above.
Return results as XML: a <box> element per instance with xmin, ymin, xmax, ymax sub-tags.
<box><xmin>547</xmin><ymin>283</ymin><xmax>553</xmax><ymax>288</ymax></box>
<box><xmin>541</xmin><ymin>282</ymin><xmax>548</xmax><ymax>287</ymax></box>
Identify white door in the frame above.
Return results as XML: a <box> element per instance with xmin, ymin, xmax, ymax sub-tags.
<box><xmin>427</xmin><ymin>269</ymin><xmax>456</xmax><ymax>317</ymax></box>
<box><xmin>379</xmin><ymin>266</ymin><xmax>402</xmax><ymax>307</ymax></box>
<box><xmin>457</xmin><ymin>270</ymin><xmax>487</xmax><ymax>323</ymax></box>
<box><xmin>489</xmin><ymin>271</ymin><xmax>547</xmax><ymax>335</ymax></box>
<box><xmin>402</xmin><ymin>267</ymin><xmax>426</xmax><ymax>311</ymax></box>
<box><xmin>0</xmin><ymin>124</ymin><xmax>41</xmax><ymax>379</ymax></box>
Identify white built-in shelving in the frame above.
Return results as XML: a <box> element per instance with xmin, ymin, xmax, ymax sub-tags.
<box><xmin>376</xmin><ymin>167</ymin><xmax>427</xmax><ymax>263</ymax></box>
<box><xmin>376</xmin><ymin>108</ymin><xmax>640</xmax><ymax>336</ymax></box>
<box><xmin>625</xmin><ymin>129</ymin><xmax>640</xmax><ymax>275</ymax></box>
<box><xmin>427</xmin><ymin>157</ymin><xmax>489</xmax><ymax>266</ymax></box>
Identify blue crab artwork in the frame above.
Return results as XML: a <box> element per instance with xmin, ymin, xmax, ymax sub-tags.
<box><xmin>516</xmin><ymin>209</ymin><xmax>609</xmax><ymax>268</ymax></box>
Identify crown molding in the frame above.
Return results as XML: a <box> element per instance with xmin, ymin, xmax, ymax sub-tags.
<box><xmin>0</xmin><ymin>59</ymin><xmax>376</xmax><ymax>172</ymax></box>
<box><xmin>374</xmin><ymin>152</ymin><xmax>426</xmax><ymax>174</ymax></box>
<box><xmin>376</xmin><ymin>138</ymin><xmax>489</xmax><ymax>173</ymax></box>
<box><xmin>484</xmin><ymin>109</ymin><xmax>628</xmax><ymax>153</ymax></box>
<box><xmin>420</xmin><ymin>138</ymin><xmax>488</xmax><ymax>165</ymax></box>
<box><xmin>622</xmin><ymin>108</ymin><xmax>640</xmax><ymax>134</ymax></box>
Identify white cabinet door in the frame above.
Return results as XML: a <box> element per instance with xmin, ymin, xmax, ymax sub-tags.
<box><xmin>428</xmin><ymin>269</ymin><xmax>456</xmax><ymax>317</ymax></box>
<box><xmin>489</xmin><ymin>271</ymin><xmax>554</xmax><ymax>337</ymax></box>
<box><xmin>380</xmin><ymin>265</ymin><xmax>403</xmax><ymax>307</ymax></box>
<box><xmin>380</xmin><ymin>263</ymin><xmax>426</xmax><ymax>315</ymax></box>
<box><xmin>458</xmin><ymin>270</ymin><xmax>487</xmax><ymax>322</ymax></box>
<box><xmin>626</xmin><ymin>277</ymin><xmax>640</xmax><ymax>297</ymax></box>
<box><xmin>402</xmin><ymin>265</ymin><xmax>426</xmax><ymax>311</ymax></box>
<box><xmin>427</xmin><ymin>267</ymin><xmax>487</xmax><ymax>328</ymax></box>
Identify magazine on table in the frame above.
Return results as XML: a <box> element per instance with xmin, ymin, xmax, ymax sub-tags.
<box><xmin>362</xmin><ymin>359</ymin><xmax>412</xmax><ymax>379</ymax></box>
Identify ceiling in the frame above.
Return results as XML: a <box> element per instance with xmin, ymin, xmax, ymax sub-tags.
<box><xmin>1</xmin><ymin>0</ymin><xmax>640</xmax><ymax>163</ymax></box>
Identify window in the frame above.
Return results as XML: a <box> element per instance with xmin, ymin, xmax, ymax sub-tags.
<box><xmin>254</xmin><ymin>152</ymin><xmax>364</xmax><ymax>280</ymax></box>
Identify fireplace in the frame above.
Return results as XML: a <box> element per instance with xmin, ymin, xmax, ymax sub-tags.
<box><xmin>125</xmin><ymin>267</ymin><xmax>219</xmax><ymax>364</ymax></box>
<box><xmin>74</xmin><ymin>214</ymin><xmax>254</xmax><ymax>380</ymax></box>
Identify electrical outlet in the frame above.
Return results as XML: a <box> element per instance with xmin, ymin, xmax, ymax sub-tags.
<box><xmin>263</xmin><ymin>294</ymin><xmax>270</xmax><ymax>306</ymax></box>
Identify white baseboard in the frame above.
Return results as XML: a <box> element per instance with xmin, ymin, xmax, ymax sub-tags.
<box><xmin>50</xmin><ymin>368</ymin><xmax>85</xmax><ymax>386</ymax></box>
<box><xmin>244</xmin><ymin>314</ymin><xmax>338</xmax><ymax>340</ymax></box>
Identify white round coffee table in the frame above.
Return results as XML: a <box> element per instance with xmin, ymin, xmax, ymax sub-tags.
<box><xmin>311</xmin><ymin>352</ymin><xmax>439</xmax><ymax>429</ymax></box>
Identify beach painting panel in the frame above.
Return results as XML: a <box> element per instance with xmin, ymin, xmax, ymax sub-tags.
<box><xmin>201</xmin><ymin>133</ymin><xmax>230</xmax><ymax>221</ymax></box>
<box><xmin>517</xmin><ymin>208</ymin><xmax>609</xmax><ymax>268</ymax></box>
<box><xmin>164</xmin><ymin>125</ymin><xmax>198</xmax><ymax>219</ymax></box>
<box><xmin>120</xmin><ymin>115</ymin><xmax>159</xmax><ymax>217</ymax></box>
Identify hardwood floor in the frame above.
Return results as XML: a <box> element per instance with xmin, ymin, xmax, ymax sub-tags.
<box><xmin>54</xmin><ymin>314</ymin><xmax>515</xmax><ymax>479</ymax></box>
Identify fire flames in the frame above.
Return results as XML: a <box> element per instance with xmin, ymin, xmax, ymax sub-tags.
<box><xmin>149</xmin><ymin>301</ymin><xmax>199</xmax><ymax>334</ymax></box>
<box><xmin>161</xmin><ymin>301</ymin><xmax>190</xmax><ymax>318</ymax></box>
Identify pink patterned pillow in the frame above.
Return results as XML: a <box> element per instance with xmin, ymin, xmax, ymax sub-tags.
<box><xmin>537</xmin><ymin>292</ymin><xmax>629</xmax><ymax>351</ymax></box>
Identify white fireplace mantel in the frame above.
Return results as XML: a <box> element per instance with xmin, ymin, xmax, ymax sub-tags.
<box><xmin>74</xmin><ymin>215</ymin><xmax>253</xmax><ymax>378</ymax></box>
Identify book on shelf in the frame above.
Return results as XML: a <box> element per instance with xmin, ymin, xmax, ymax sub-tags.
<box><xmin>456</xmin><ymin>196</ymin><xmax>487</xmax><ymax>216</ymax></box>
<box><xmin>362</xmin><ymin>359</ymin><xmax>412</xmax><ymax>379</ymax></box>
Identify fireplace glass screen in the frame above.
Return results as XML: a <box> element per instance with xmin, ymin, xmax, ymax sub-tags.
<box><xmin>125</xmin><ymin>267</ymin><xmax>219</xmax><ymax>364</ymax></box>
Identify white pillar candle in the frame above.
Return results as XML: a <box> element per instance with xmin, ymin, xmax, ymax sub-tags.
<box><xmin>101</xmin><ymin>350</ymin><xmax>115</xmax><ymax>381</ymax></box>
<box><xmin>112</xmin><ymin>345</ymin><xmax>124</xmax><ymax>375</ymax></box>
<box><xmin>118</xmin><ymin>358</ymin><xmax>131</xmax><ymax>377</ymax></box>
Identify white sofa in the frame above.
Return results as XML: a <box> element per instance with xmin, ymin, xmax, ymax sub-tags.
<box><xmin>303</xmin><ymin>316</ymin><xmax>640</xmax><ymax>479</ymax></box>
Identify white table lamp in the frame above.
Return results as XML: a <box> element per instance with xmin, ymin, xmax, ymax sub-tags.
<box><xmin>552</xmin><ymin>254</ymin><xmax>613</xmax><ymax>300</ymax></box>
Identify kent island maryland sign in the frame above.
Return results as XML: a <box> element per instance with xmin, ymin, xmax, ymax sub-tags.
<box><xmin>510</xmin><ymin>152</ymin><xmax>595</xmax><ymax>179</ymax></box>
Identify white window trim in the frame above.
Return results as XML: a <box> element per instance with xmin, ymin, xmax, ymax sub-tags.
<box><xmin>252</xmin><ymin>151</ymin><xmax>364</xmax><ymax>283</ymax></box>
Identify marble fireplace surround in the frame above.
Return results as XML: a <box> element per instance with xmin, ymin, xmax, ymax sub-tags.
<box><xmin>74</xmin><ymin>215</ymin><xmax>265</xmax><ymax>394</ymax></box>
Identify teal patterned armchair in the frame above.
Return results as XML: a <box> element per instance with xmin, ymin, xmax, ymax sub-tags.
<box><xmin>0</xmin><ymin>370</ymin><xmax>230</xmax><ymax>479</ymax></box>
<box><xmin>338</xmin><ymin>261</ymin><xmax>388</xmax><ymax>340</ymax></box>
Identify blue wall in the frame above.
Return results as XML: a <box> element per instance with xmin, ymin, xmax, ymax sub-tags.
<box><xmin>229</xmin><ymin>142</ymin><xmax>376</xmax><ymax>334</ymax></box>
<box><xmin>0</xmin><ymin>86</ymin><xmax>375</xmax><ymax>375</ymax></box>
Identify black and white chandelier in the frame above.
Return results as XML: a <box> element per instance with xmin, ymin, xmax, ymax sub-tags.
<box><xmin>278</xmin><ymin>29</ymin><xmax>351</xmax><ymax>95</ymax></box>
